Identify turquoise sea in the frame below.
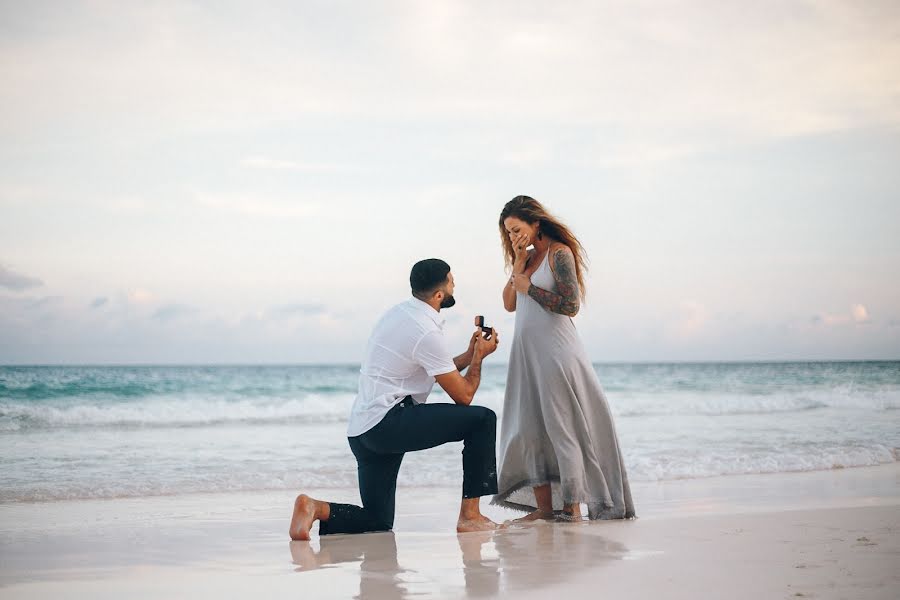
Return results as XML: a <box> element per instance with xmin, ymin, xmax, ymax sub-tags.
<box><xmin>1</xmin><ymin>362</ymin><xmax>898</xmax><ymax>503</ymax></box>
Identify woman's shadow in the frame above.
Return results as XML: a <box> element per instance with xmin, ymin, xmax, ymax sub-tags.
<box><xmin>290</xmin><ymin>522</ymin><xmax>630</xmax><ymax>598</ymax></box>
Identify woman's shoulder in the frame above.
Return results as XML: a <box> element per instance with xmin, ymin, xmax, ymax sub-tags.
<box><xmin>548</xmin><ymin>241</ymin><xmax>573</xmax><ymax>263</ymax></box>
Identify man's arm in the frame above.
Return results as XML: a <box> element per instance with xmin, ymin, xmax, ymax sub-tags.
<box><xmin>453</xmin><ymin>331</ymin><xmax>479</xmax><ymax>371</ymax></box>
<box><xmin>527</xmin><ymin>246</ymin><xmax>581</xmax><ymax>317</ymax></box>
<box><xmin>435</xmin><ymin>355</ymin><xmax>483</xmax><ymax>406</ymax></box>
<box><xmin>435</xmin><ymin>332</ymin><xmax>499</xmax><ymax>405</ymax></box>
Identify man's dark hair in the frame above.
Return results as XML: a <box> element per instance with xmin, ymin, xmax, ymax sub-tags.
<box><xmin>410</xmin><ymin>258</ymin><xmax>451</xmax><ymax>300</ymax></box>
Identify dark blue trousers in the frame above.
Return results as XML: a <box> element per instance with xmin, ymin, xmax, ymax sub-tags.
<box><xmin>319</xmin><ymin>397</ymin><xmax>498</xmax><ymax>535</ymax></box>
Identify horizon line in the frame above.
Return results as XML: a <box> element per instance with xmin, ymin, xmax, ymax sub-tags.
<box><xmin>1</xmin><ymin>358</ymin><xmax>898</xmax><ymax>368</ymax></box>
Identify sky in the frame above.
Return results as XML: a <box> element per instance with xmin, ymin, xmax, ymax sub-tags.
<box><xmin>1</xmin><ymin>0</ymin><xmax>899</xmax><ymax>364</ymax></box>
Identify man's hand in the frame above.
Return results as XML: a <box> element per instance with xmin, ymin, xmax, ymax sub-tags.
<box><xmin>455</xmin><ymin>319</ymin><xmax>494</xmax><ymax>371</ymax></box>
<box><xmin>474</xmin><ymin>327</ymin><xmax>500</xmax><ymax>357</ymax></box>
<box><xmin>468</xmin><ymin>318</ymin><xmax>483</xmax><ymax>352</ymax></box>
<box><xmin>438</xmin><ymin>327</ymin><xmax>500</xmax><ymax>405</ymax></box>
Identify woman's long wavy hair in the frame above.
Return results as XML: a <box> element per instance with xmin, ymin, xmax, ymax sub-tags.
<box><xmin>499</xmin><ymin>196</ymin><xmax>588</xmax><ymax>300</ymax></box>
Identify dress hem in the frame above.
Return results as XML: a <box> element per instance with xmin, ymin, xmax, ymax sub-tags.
<box><xmin>490</xmin><ymin>477</ymin><xmax>637</xmax><ymax>520</ymax></box>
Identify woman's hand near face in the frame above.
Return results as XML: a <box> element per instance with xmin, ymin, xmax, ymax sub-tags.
<box><xmin>511</xmin><ymin>232</ymin><xmax>529</xmax><ymax>273</ymax></box>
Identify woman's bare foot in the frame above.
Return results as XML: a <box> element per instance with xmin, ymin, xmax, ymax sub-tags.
<box><xmin>561</xmin><ymin>503</ymin><xmax>583</xmax><ymax>521</ymax></box>
<box><xmin>510</xmin><ymin>509</ymin><xmax>555</xmax><ymax>524</ymax></box>
<box><xmin>290</xmin><ymin>494</ymin><xmax>326</xmax><ymax>541</ymax></box>
<box><xmin>457</xmin><ymin>513</ymin><xmax>499</xmax><ymax>533</ymax></box>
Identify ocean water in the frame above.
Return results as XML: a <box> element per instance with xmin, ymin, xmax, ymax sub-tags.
<box><xmin>1</xmin><ymin>362</ymin><xmax>898</xmax><ymax>503</ymax></box>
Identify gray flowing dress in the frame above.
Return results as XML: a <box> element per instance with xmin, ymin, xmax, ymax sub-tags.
<box><xmin>492</xmin><ymin>251</ymin><xmax>636</xmax><ymax>520</ymax></box>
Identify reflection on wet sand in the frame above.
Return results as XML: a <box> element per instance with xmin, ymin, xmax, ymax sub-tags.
<box><xmin>461</xmin><ymin>523</ymin><xmax>630</xmax><ymax>596</ymax></box>
<box><xmin>291</xmin><ymin>522</ymin><xmax>631</xmax><ymax>598</ymax></box>
<box><xmin>291</xmin><ymin>532</ymin><xmax>407</xmax><ymax>600</ymax></box>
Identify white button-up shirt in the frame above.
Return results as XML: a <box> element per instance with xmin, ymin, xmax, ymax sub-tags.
<box><xmin>346</xmin><ymin>297</ymin><xmax>458</xmax><ymax>437</ymax></box>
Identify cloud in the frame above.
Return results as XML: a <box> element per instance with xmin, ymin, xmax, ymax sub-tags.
<box><xmin>498</xmin><ymin>144</ymin><xmax>553</xmax><ymax>166</ymax></box>
<box><xmin>90</xmin><ymin>297</ymin><xmax>108</xmax><ymax>309</ymax></box>
<box><xmin>194</xmin><ymin>192</ymin><xmax>321</xmax><ymax>219</ymax></box>
<box><xmin>25</xmin><ymin>295</ymin><xmax>62</xmax><ymax>309</ymax></box>
<box><xmin>104</xmin><ymin>195</ymin><xmax>150</xmax><ymax>215</ymax></box>
<box><xmin>668</xmin><ymin>300</ymin><xmax>709</xmax><ymax>338</ymax></box>
<box><xmin>240</xmin><ymin>156</ymin><xmax>344</xmax><ymax>172</ymax></box>
<box><xmin>0</xmin><ymin>184</ymin><xmax>46</xmax><ymax>207</ymax></box>
<box><xmin>812</xmin><ymin>304</ymin><xmax>872</xmax><ymax>326</ymax></box>
<box><xmin>268</xmin><ymin>303</ymin><xmax>327</xmax><ymax>319</ymax></box>
<box><xmin>3</xmin><ymin>1</ymin><xmax>898</xmax><ymax>150</ymax></box>
<box><xmin>127</xmin><ymin>289</ymin><xmax>155</xmax><ymax>305</ymax></box>
<box><xmin>151</xmin><ymin>303</ymin><xmax>199</xmax><ymax>321</ymax></box>
<box><xmin>0</xmin><ymin>264</ymin><xmax>43</xmax><ymax>291</ymax></box>
<box><xmin>591</xmin><ymin>140</ymin><xmax>705</xmax><ymax>168</ymax></box>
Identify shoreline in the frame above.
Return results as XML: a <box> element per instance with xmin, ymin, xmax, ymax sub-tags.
<box><xmin>2</xmin><ymin>459</ymin><xmax>896</xmax><ymax>510</ymax></box>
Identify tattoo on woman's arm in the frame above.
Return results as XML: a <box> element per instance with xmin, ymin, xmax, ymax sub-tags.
<box><xmin>527</xmin><ymin>248</ymin><xmax>581</xmax><ymax>316</ymax></box>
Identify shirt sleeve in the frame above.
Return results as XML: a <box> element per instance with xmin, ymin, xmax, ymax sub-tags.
<box><xmin>412</xmin><ymin>330</ymin><xmax>457</xmax><ymax>377</ymax></box>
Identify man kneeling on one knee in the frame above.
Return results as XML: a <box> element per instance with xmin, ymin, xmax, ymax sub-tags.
<box><xmin>290</xmin><ymin>258</ymin><xmax>501</xmax><ymax>538</ymax></box>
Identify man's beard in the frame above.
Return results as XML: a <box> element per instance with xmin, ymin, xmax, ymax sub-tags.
<box><xmin>440</xmin><ymin>294</ymin><xmax>456</xmax><ymax>308</ymax></box>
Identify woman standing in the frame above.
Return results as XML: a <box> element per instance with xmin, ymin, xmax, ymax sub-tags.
<box><xmin>492</xmin><ymin>196</ymin><xmax>635</xmax><ymax>521</ymax></box>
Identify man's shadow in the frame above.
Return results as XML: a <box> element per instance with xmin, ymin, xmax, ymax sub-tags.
<box><xmin>291</xmin><ymin>522</ymin><xmax>630</xmax><ymax>598</ymax></box>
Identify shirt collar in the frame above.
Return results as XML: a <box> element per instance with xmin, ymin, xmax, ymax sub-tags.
<box><xmin>408</xmin><ymin>296</ymin><xmax>446</xmax><ymax>329</ymax></box>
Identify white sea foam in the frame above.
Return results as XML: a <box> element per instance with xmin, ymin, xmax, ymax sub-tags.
<box><xmin>2</xmin><ymin>443</ymin><xmax>896</xmax><ymax>503</ymax></box>
<box><xmin>5</xmin><ymin>387</ymin><xmax>894</xmax><ymax>432</ymax></box>
<box><xmin>612</xmin><ymin>389</ymin><xmax>900</xmax><ymax>417</ymax></box>
<box><xmin>626</xmin><ymin>444</ymin><xmax>899</xmax><ymax>482</ymax></box>
<box><xmin>0</xmin><ymin>394</ymin><xmax>354</xmax><ymax>429</ymax></box>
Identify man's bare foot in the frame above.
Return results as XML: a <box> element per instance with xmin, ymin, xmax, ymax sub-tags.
<box><xmin>457</xmin><ymin>514</ymin><xmax>499</xmax><ymax>533</ymax></box>
<box><xmin>510</xmin><ymin>509</ymin><xmax>555</xmax><ymax>524</ymax></box>
<box><xmin>289</xmin><ymin>494</ymin><xmax>320</xmax><ymax>541</ymax></box>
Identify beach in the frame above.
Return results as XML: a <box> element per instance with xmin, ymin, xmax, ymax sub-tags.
<box><xmin>1</xmin><ymin>463</ymin><xmax>897</xmax><ymax>599</ymax></box>
<box><xmin>2</xmin><ymin>363</ymin><xmax>898</xmax><ymax>597</ymax></box>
